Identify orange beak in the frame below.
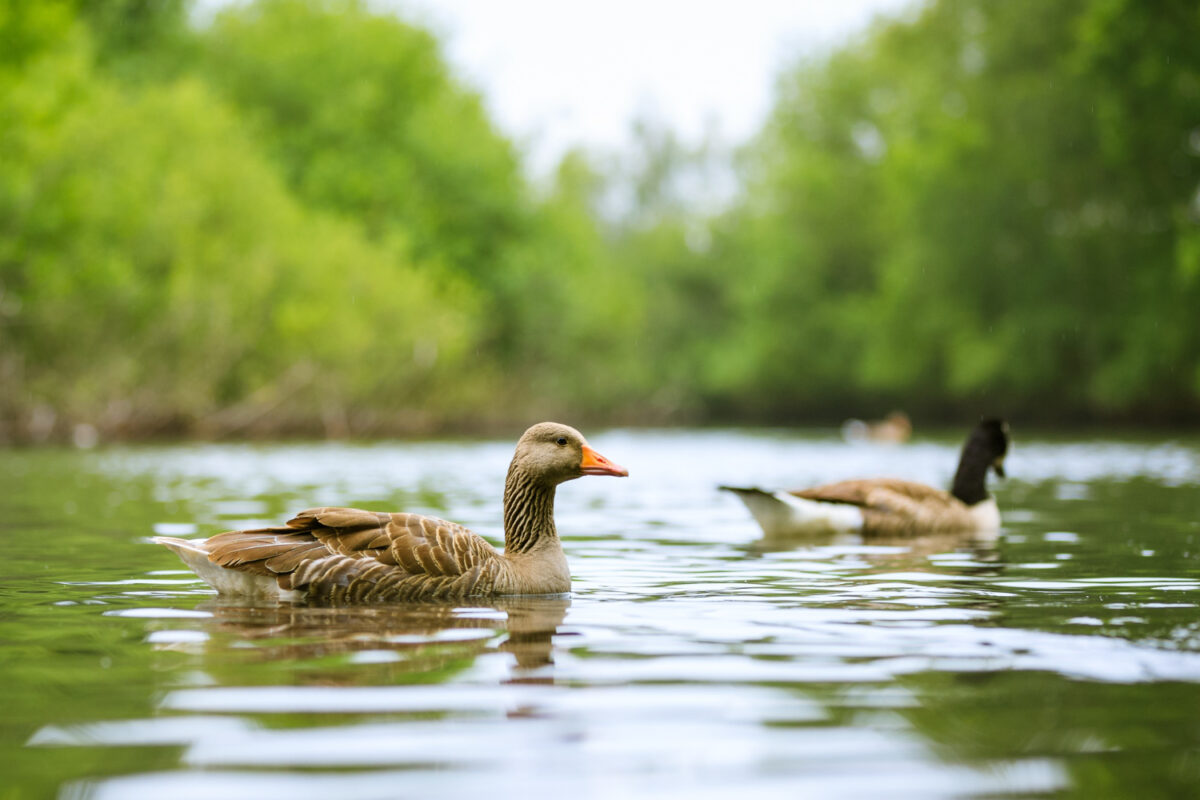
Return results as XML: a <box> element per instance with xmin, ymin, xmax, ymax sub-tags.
<box><xmin>580</xmin><ymin>444</ymin><xmax>628</xmax><ymax>477</ymax></box>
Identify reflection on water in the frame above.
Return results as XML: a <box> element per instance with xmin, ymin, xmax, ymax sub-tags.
<box><xmin>2</xmin><ymin>429</ymin><xmax>1200</xmax><ymax>798</ymax></box>
<box><xmin>151</xmin><ymin>595</ymin><xmax>570</xmax><ymax>674</ymax></box>
<box><xmin>745</xmin><ymin>521</ymin><xmax>1004</xmax><ymax>569</ymax></box>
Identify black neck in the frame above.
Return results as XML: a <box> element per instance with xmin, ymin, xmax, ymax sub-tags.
<box><xmin>502</xmin><ymin>462</ymin><xmax>558</xmax><ymax>554</ymax></box>
<box><xmin>950</xmin><ymin>437</ymin><xmax>994</xmax><ymax>506</ymax></box>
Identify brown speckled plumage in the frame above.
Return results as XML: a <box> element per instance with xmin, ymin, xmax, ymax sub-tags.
<box><xmin>203</xmin><ymin>509</ymin><xmax>508</xmax><ymax>602</ymax></box>
<box><xmin>155</xmin><ymin>423</ymin><xmax>627</xmax><ymax>602</ymax></box>
<box><xmin>791</xmin><ymin>478</ymin><xmax>987</xmax><ymax>536</ymax></box>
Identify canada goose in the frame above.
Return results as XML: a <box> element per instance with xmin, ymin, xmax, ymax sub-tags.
<box><xmin>722</xmin><ymin>419</ymin><xmax>1008</xmax><ymax>537</ymax></box>
<box><xmin>154</xmin><ymin>423</ymin><xmax>627</xmax><ymax>602</ymax></box>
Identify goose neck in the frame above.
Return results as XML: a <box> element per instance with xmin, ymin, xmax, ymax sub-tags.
<box><xmin>502</xmin><ymin>463</ymin><xmax>558</xmax><ymax>554</ymax></box>
<box><xmin>950</xmin><ymin>440</ymin><xmax>992</xmax><ymax>506</ymax></box>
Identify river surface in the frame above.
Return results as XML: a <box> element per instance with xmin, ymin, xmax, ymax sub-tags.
<box><xmin>2</xmin><ymin>427</ymin><xmax>1199</xmax><ymax>798</ymax></box>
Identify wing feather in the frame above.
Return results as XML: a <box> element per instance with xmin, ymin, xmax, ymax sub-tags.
<box><xmin>857</xmin><ymin>486</ymin><xmax>973</xmax><ymax>535</ymax></box>
<box><xmin>203</xmin><ymin>506</ymin><xmax>504</xmax><ymax>601</ymax></box>
<box><xmin>791</xmin><ymin>478</ymin><xmax>953</xmax><ymax>507</ymax></box>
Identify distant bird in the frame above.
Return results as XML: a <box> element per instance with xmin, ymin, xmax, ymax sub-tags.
<box><xmin>154</xmin><ymin>422</ymin><xmax>627</xmax><ymax>602</ymax></box>
<box><xmin>722</xmin><ymin>419</ymin><xmax>1008</xmax><ymax>537</ymax></box>
<box><xmin>842</xmin><ymin>410</ymin><xmax>912</xmax><ymax>444</ymax></box>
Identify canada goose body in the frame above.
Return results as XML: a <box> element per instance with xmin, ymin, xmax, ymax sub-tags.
<box><xmin>154</xmin><ymin>423</ymin><xmax>627</xmax><ymax>602</ymax></box>
<box><xmin>722</xmin><ymin>419</ymin><xmax>1008</xmax><ymax>538</ymax></box>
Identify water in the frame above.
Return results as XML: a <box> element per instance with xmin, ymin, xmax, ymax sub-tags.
<box><xmin>2</xmin><ymin>428</ymin><xmax>1199</xmax><ymax>799</ymax></box>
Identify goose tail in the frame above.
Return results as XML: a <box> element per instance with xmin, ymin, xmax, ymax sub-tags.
<box><xmin>152</xmin><ymin>536</ymin><xmax>298</xmax><ymax>600</ymax></box>
<box><xmin>719</xmin><ymin>486</ymin><xmax>864</xmax><ymax>536</ymax></box>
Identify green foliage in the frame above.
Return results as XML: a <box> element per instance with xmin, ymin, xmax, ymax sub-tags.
<box><xmin>1</xmin><ymin>0</ymin><xmax>1198</xmax><ymax>440</ymax></box>
<box><xmin>0</xmin><ymin>0</ymin><xmax>73</xmax><ymax>71</ymax></box>
<box><xmin>192</xmin><ymin>0</ymin><xmax>623</xmax><ymax>402</ymax></box>
<box><xmin>0</xmin><ymin>26</ymin><xmax>477</xmax><ymax>437</ymax></box>
<box><xmin>197</xmin><ymin>0</ymin><xmax>525</xmax><ymax>279</ymax></box>
<box><xmin>706</xmin><ymin>0</ymin><xmax>1200</xmax><ymax>422</ymax></box>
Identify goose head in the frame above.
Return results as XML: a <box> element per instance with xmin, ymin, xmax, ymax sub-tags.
<box><xmin>975</xmin><ymin>418</ymin><xmax>1010</xmax><ymax>478</ymax></box>
<box><xmin>512</xmin><ymin>422</ymin><xmax>628</xmax><ymax>485</ymax></box>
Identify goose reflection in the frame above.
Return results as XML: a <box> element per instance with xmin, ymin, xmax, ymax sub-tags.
<box><xmin>745</xmin><ymin>527</ymin><xmax>1005</xmax><ymax>577</ymax></box>
<box><xmin>151</xmin><ymin>594</ymin><xmax>571</xmax><ymax>680</ymax></box>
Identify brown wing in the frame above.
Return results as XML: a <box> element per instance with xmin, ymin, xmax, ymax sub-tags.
<box><xmin>205</xmin><ymin>507</ymin><xmax>505</xmax><ymax>602</ymax></box>
<box><xmin>790</xmin><ymin>478</ymin><xmax>951</xmax><ymax>507</ymax></box>
<box><xmin>794</xmin><ymin>479</ymin><xmax>973</xmax><ymax>535</ymax></box>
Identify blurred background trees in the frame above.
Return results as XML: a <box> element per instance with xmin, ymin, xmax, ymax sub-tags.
<box><xmin>1</xmin><ymin>0</ymin><xmax>1197</xmax><ymax>441</ymax></box>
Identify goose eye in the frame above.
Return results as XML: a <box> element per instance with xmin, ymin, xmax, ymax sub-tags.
<box><xmin>556</xmin><ymin>437</ymin><xmax>567</xmax><ymax>446</ymax></box>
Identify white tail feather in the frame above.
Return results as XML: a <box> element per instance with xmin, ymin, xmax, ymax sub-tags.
<box><xmin>152</xmin><ymin>536</ymin><xmax>298</xmax><ymax>600</ymax></box>
<box><xmin>721</xmin><ymin>487</ymin><xmax>864</xmax><ymax>537</ymax></box>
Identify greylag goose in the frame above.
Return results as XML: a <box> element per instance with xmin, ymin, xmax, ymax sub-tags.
<box><xmin>722</xmin><ymin>419</ymin><xmax>1008</xmax><ymax>537</ymax></box>
<box><xmin>154</xmin><ymin>422</ymin><xmax>627</xmax><ymax>602</ymax></box>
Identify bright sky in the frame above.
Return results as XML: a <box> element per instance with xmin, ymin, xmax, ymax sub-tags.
<box><xmin>392</xmin><ymin>0</ymin><xmax>916</xmax><ymax>175</ymax></box>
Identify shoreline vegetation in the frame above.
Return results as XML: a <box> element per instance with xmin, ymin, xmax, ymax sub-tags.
<box><xmin>2</xmin><ymin>0</ymin><xmax>1198</xmax><ymax>446</ymax></box>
